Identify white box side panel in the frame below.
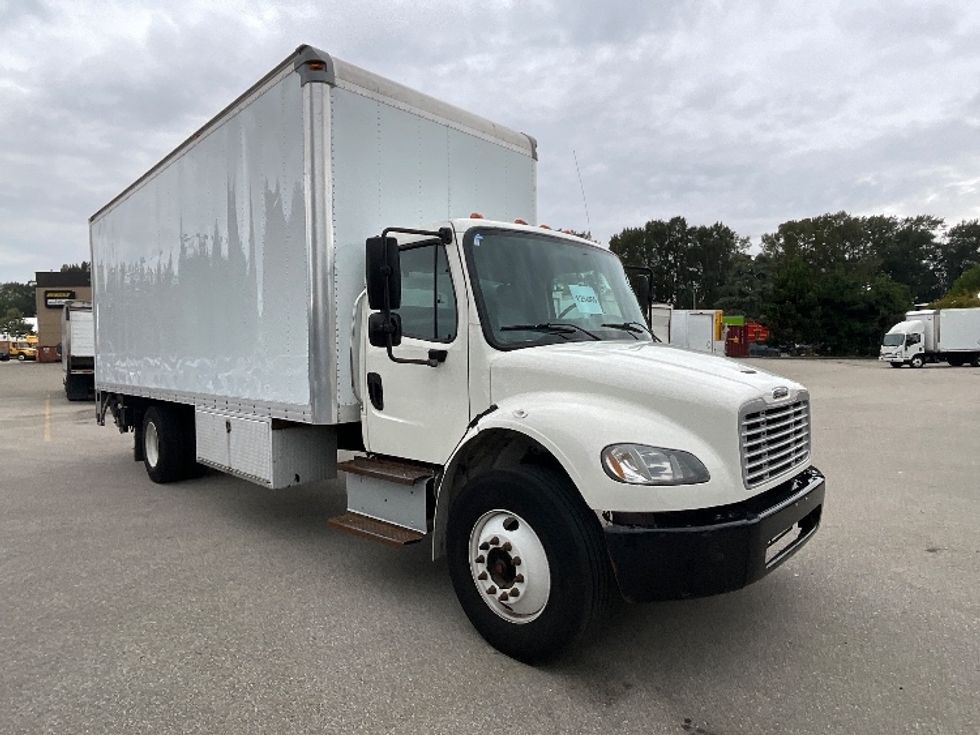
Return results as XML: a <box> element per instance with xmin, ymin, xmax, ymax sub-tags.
<box><xmin>271</xmin><ymin>425</ymin><xmax>337</xmax><ymax>487</ymax></box>
<box><xmin>329</xmin><ymin>85</ymin><xmax>536</xmax><ymax>413</ymax></box>
<box><xmin>196</xmin><ymin>410</ymin><xmax>231</xmax><ymax>469</ymax></box>
<box><xmin>70</xmin><ymin>312</ymin><xmax>95</xmax><ymax>357</ymax></box>
<box><xmin>229</xmin><ymin>416</ymin><xmax>274</xmax><ymax>482</ymax></box>
<box><xmin>91</xmin><ymin>71</ymin><xmax>314</xmax><ymax>411</ymax></box>
<box><xmin>939</xmin><ymin>309</ymin><xmax>980</xmax><ymax>351</ymax></box>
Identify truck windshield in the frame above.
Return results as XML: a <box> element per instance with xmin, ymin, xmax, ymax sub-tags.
<box><xmin>882</xmin><ymin>334</ymin><xmax>904</xmax><ymax>346</ymax></box>
<box><xmin>464</xmin><ymin>228</ymin><xmax>648</xmax><ymax>350</ymax></box>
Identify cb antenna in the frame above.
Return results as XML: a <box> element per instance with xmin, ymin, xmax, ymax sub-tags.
<box><xmin>572</xmin><ymin>149</ymin><xmax>592</xmax><ymax>235</ymax></box>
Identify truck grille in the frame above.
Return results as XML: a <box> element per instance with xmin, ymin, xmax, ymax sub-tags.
<box><xmin>740</xmin><ymin>400</ymin><xmax>810</xmax><ymax>488</ymax></box>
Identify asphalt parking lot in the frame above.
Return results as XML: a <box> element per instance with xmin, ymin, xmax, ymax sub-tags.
<box><xmin>1</xmin><ymin>359</ymin><xmax>978</xmax><ymax>734</ymax></box>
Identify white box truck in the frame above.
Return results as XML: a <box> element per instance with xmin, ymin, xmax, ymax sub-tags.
<box><xmin>669</xmin><ymin>309</ymin><xmax>725</xmax><ymax>354</ymax></box>
<box><xmin>91</xmin><ymin>45</ymin><xmax>825</xmax><ymax>663</ymax></box>
<box><xmin>879</xmin><ymin>308</ymin><xmax>980</xmax><ymax>368</ymax></box>
<box><xmin>61</xmin><ymin>301</ymin><xmax>95</xmax><ymax>400</ymax></box>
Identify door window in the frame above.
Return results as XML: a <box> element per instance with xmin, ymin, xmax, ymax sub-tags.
<box><xmin>398</xmin><ymin>243</ymin><xmax>458</xmax><ymax>343</ymax></box>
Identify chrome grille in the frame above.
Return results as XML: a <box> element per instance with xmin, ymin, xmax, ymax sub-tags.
<box><xmin>740</xmin><ymin>400</ymin><xmax>810</xmax><ymax>487</ymax></box>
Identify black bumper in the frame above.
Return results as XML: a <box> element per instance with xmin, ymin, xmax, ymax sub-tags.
<box><xmin>603</xmin><ymin>466</ymin><xmax>825</xmax><ymax>602</ymax></box>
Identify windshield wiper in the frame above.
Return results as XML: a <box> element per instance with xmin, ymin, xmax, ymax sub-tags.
<box><xmin>500</xmin><ymin>322</ymin><xmax>601</xmax><ymax>341</ymax></box>
<box><xmin>601</xmin><ymin>321</ymin><xmax>660</xmax><ymax>342</ymax></box>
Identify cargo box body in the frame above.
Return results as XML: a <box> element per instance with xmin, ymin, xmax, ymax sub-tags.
<box><xmin>90</xmin><ymin>45</ymin><xmax>537</xmax><ymax>425</ymax></box>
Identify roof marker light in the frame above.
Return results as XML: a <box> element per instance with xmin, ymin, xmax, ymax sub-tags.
<box><xmin>514</xmin><ymin>218</ymin><xmax>528</xmax><ymax>225</ymax></box>
<box><xmin>470</xmin><ymin>211</ymin><xmax>484</xmax><ymax>219</ymax></box>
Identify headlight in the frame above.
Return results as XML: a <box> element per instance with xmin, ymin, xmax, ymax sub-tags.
<box><xmin>601</xmin><ymin>444</ymin><xmax>710</xmax><ymax>485</ymax></box>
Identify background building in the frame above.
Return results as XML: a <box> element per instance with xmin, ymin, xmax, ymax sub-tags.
<box><xmin>34</xmin><ymin>271</ymin><xmax>91</xmax><ymax>362</ymax></box>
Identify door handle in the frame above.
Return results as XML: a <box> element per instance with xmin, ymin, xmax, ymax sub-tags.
<box><xmin>367</xmin><ymin>372</ymin><xmax>384</xmax><ymax>410</ymax></box>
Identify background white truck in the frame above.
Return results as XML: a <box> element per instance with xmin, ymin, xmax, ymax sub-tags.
<box><xmin>879</xmin><ymin>308</ymin><xmax>980</xmax><ymax>368</ymax></box>
<box><xmin>61</xmin><ymin>301</ymin><xmax>95</xmax><ymax>400</ymax></box>
<box><xmin>91</xmin><ymin>44</ymin><xmax>825</xmax><ymax>662</ymax></box>
<box><xmin>669</xmin><ymin>309</ymin><xmax>726</xmax><ymax>354</ymax></box>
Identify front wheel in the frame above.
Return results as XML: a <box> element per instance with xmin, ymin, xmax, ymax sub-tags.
<box><xmin>889</xmin><ymin>362</ymin><xmax>902</xmax><ymax>368</ymax></box>
<box><xmin>909</xmin><ymin>355</ymin><xmax>925</xmax><ymax>369</ymax></box>
<box><xmin>447</xmin><ymin>466</ymin><xmax>610</xmax><ymax>664</ymax></box>
<box><xmin>17</xmin><ymin>354</ymin><xmax>25</xmax><ymax>362</ymax></box>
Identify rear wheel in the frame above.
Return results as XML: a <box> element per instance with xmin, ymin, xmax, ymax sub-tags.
<box><xmin>142</xmin><ymin>405</ymin><xmax>200</xmax><ymax>483</ymax></box>
<box><xmin>447</xmin><ymin>465</ymin><xmax>610</xmax><ymax>664</ymax></box>
<box><xmin>909</xmin><ymin>355</ymin><xmax>925</xmax><ymax>369</ymax></box>
<box><xmin>947</xmin><ymin>357</ymin><xmax>964</xmax><ymax>367</ymax></box>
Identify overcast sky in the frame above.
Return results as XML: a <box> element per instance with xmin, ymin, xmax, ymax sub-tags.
<box><xmin>1</xmin><ymin>0</ymin><xmax>979</xmax><ymax>283</ymax></box>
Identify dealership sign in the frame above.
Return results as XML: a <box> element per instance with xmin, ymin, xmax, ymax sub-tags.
<box><xmin>45</xmin><ymin>290</ymin><xmax>75</xmax><ymax>308</ymax></box>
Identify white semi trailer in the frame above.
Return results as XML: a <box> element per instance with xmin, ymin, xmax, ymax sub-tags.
<box><xmin>879</xmin><ymin>308</ymin><xmax>980</xmax><ymax>368</ymax></box>
<box><xmin>61</xmin><ymin>301</ymin><xmax>95</xmax><ymax>401</ymax></box>
<box><xmin>91</xmin><ymin>45</ymin><xmax>825</xmax><ymax>662</ymax></box>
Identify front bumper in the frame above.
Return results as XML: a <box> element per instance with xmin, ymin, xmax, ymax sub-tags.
<box><xmin>602</xmin><ymin>466</ymin><xmax>825</xmax><ymax>602</ymax></box>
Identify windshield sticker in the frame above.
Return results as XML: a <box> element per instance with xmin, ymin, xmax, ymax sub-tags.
<box><xmin>474</xmin><ymin>234</ymin><xmax>483</xmax><ymax>247</ymax></box>
<box><xmin>568</xmin><ymin>284</ymin><xmax>603</xmax><ymax>314</ymax></box>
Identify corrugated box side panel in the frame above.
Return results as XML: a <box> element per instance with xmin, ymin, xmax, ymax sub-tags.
<box><xmin>70</xmin><ymin>312</ymin><xmax>95</xmax><ymax>357</ymax></box>
<box><xmin>327</xmin><ymin>82</ymin><xmax>536</xmax><ymax>416</ymax></box>
<box><xmin>91</xmin><ymin>68</ymin><xmax>315</xmax><ymax>417</ymax></box>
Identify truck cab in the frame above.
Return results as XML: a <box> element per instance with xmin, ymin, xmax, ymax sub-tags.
<box><xmin>354</xmin><ymin>217</ymin><xmax>825</xmax><ymax>659</ymax></box>
<box><xmin>880</xmin><ymin>320</ymin><xmax>926</xmax><ymax>367</ymax></box>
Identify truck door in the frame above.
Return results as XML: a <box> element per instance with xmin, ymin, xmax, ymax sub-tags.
<box><xmin>361</xmin><ymin>238</ymin><xmax>470</xmax><ymax>465</ymax></box>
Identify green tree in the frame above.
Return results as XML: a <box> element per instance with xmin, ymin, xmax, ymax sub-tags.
<box><xmin>609</xmin><ymin>217</ymin><xmax>747</xmax><ymax>308</ymax></box>
<box><xmin>929</xmin><ymin>220</ymin><xmax>980</xmax><ymax>294</ymax></box>
<box><xmin>0</xmin><ymin>282</ymin><xmax>36</xmax><ymax>317</ymax></box>
<box><xmin>0</xmin><ymin>308</ymin><xmax>32</xmax><ymax>337</ymax></box>
<box><xmin>930</xmin><ymin>263</ymin><xmax>980</xmax><ymax>308</ymax></box>
<box><xmin>60</xmin><ymin>261</ymin><xmax>90</xmax><ymax>277</ymax></box>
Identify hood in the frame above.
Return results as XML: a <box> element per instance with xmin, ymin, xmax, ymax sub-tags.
<box><xmin>489</xmin><ymin>341</ymin><xmax>804</xmax><ymax>411</ymax></box>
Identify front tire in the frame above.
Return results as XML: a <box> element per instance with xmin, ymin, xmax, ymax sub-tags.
<box><xmin>447</xmin><ymin>466</ymin><xmax>610</xmax><ymax>664</ymax></box>
<box><xmin>142</xmin><ymin>405</ymin><xmax>198</xmax><ymax>483</ymax></box>
<box><xmin>909</xmin><ymin>355</ymin><xmax>925</xmax><ymax>369</ymax></box>
<box><xmin>889</xmin><ymin>362</ymin><xmax>902</xmax><ymax>368</ymax></box>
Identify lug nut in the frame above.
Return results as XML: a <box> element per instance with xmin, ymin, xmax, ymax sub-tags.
<box><xmin>502</xmin><ymin>542</ymin><xmax>512</xmax><ymax>552</ymax></box>
<box><xmin>477</xmin><ymin>571</ymin><xmax>487</xmax><ymax>581</ymax></box>
<box><xmin>510</xmin><ymin>587</ymin><xmax>520</xmax><ymax>597</ymax></box>
<box><xmin>512</xmin><ymin>556</ymin><xmax>522</xmax><ymax>567</ymax></box>
<box><xmin>479</xmin><ymin>542</ymin><xmax>490</xmax><ymax>551</ymax></box>
<box><xmin>498</xmin><ymin>592</ymin><xmax>509</xmax><ymax>602</ymax></box>
<box><xmin>486</xmin><ymin>585</ymin><xmax>497</xmax><ymax>595</ymax></box>
<box><xmin>475</xmin><ymin>555</ymin><xmax>485</xmax><ymax>564</ymax></box>
<box><xmin>489</xmin><ymin>536</ymin><xmax>500</xmax><ymax>546</ymax></box>
<box><xmin>514</xmin><ymin>574</ymin><xmax>524</xmax><ymax>583</ymax></box>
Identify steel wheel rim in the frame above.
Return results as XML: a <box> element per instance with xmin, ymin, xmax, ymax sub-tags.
<box><xmin>468</xmin><ymin>510</ymin><xmax>550</xmax><ymax>624</ymax></box>
<box><xmin>145</xmin><ymin>421</ymin><xmax>160</xmax><ymax>468</ymax></box>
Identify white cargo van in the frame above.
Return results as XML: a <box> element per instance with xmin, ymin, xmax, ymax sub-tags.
<box><xmin>91</xmin><ymin>45</ymin><xmax>825</xmax><ymax>662</ymax></box>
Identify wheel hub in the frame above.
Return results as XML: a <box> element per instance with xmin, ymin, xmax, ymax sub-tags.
<box><xmin>468</xmin><ymin>510</ymin><xmax>550</xmax><ymax>624</ymax></box>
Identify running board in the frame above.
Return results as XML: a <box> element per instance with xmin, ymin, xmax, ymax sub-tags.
<box><xmin>337</xmin><ymin>456</ymin><xmax>435</xmax><ymax>485</ymax></box>
<box><xmin>327</xmin><ymin>512</ymin><xmax>425</xmax><ymax>547</ymax></box>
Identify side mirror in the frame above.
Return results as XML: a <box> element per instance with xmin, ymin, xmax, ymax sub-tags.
<box><xmin>632</xmin><ymin>274</ymin><xmax>652</xmax><ymax>311</ymax></box>
<box><xmin>368</xmin><ymin>312</ymin><xmax>402</xmax><ymax>348</ymax></box>
<box><xmin>366</xmin><ymin>236</ymin><xmax>401</xmax><ymax>310</ymax></box>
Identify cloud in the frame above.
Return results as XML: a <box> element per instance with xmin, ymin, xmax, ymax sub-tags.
<box><xmin>1</xmin><ymin>0</ymin><xmax>979</xmax><ymax>281</ymax></box>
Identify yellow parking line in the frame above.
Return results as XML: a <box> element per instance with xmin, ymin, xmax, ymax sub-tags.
<box><xmin>43</xmin><ymin>394</ymin><xmax>51</xmax><ymax>442</ymax></box>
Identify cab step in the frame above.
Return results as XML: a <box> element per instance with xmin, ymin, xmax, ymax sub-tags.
<box><xmin>337</xmin><ymin>456</ymin><xmax>435</xmax><ymax>484</ymax></box>
<box><xmin>327</xmin><ymin>511</ymin><xmax>425</xmax><ymax>547</ymax></box>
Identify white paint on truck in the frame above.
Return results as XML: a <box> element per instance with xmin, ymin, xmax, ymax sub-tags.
<box><xmin>90</xmin><ymin>44</ymin><xmax>825</xmax><ymax>663</ymax></box>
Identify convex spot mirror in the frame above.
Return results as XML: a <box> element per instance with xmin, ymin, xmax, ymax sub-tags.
<box><xmin>366</xmin><ymin>236</ymin><xmax>401</xmax><ymax>310</ymax></box>
<box><xmin>369</xmin><ymin>312</ymin><xmax>402</xmax><ymax>348</ymax></box>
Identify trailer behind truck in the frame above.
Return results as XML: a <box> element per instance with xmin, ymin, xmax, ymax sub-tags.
<box><xmin>880</xmin><ymin>308</ymin><xmax>980</xmax><ymax>367</ymax></box>
<box><xmin>61</xmin><ymin>301</ymin><xmax>95</xmax><ymax>400</ymax></box>
<box><xmin>91</xmin><ymin>44</ymin><xmax>825</xmax><ymax>662</ymax></box>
